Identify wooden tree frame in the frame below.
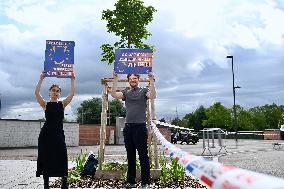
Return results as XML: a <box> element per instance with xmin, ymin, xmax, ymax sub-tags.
<box><xmin>98</xmin><ymin>77</ymin><xmax>159</xmax><ymax>170</ymax></box>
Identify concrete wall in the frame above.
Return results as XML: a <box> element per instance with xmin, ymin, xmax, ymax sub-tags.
<box><xmin>0</xmin><ymin>119</ymin><xmax>79</xmax><ymax>147</ymax></box>
<box><xmin>116</xmin><ymin>117</ymin><xmax>125</xmax><ymax>145</ymax></box>
<box><xmin>0</xmin><ymin>119</ymin><xmax>171</xmax><ymax>147</ymax></box>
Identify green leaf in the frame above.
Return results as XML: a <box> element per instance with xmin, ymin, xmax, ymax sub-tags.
<box><xmin>100</xmin><ymin>0</ymin><xmax>157</xmax><ymax>64</ymax></box>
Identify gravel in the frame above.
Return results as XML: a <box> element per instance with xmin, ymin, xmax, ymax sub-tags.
<box><xmin>50</xmin><ymin>176</ymin><xmax>208</xmax><ymax>189</ymax></box>
<box><xmin>218</xmin><ymin>149</ymin><xmax>284</xmax><ymax>179</ymax></box>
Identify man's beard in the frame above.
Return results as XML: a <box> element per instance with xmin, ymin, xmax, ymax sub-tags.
<box><xmin>130</xmin><ymin>82</ymin><xmax>138</xmax><ymax>88</ymax></box>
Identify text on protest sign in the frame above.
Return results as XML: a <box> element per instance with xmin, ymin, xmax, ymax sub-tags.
<box><xmin>44</xmin><ymin>40</ymin><xmax>75</xmax><ymax>78</ymax></box>
<box><xmin>114</xmin><ymin>48</ymin><xmax>152</xmax><ymax>74</ymax></box>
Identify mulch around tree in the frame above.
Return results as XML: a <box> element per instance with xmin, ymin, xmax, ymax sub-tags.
<box><xmin>50</xmin><ymin>175</ymin><xmax>208</xmax><ymax>188</ymax></box>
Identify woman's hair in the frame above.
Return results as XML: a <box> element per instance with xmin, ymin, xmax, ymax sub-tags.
<box><xmin>127</xmin><ymin>73</ymin><xmax>140</xmax><ymax>81</ymax></box>
<box><xmin>49</xmin><ymin>84</ymin><xmax>61</xmax><ymax>92</ymax></box>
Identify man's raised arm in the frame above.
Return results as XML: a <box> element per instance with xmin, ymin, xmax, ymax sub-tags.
<box><xmin>146</xmin><ymin>72</ymin><xmax>156</xmax><ymax>99</ymax></box>
<box><xmin>111</xmin><ymin>70</ymin><xmax>124</xmax><ymax>99</ymax></box>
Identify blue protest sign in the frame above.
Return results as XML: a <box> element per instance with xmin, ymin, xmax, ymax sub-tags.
<box><xmin>44</xmin><ymin>40</ymin><xmax>75</xmax><ymax>78</ymax></box>
<box><xmin>114</xmin><ymin>48</ymin><xmax>152</xmax><ymax>74</ymax></box>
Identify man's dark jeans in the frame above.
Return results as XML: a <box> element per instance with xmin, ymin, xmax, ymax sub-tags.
<box><xmin>123</xmin><ymin>123</ymin><xmax>150</xmax><ymax>185</ymax></box>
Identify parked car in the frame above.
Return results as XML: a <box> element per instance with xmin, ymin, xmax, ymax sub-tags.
<box><xmin>180</xmin><ymin>131</ymin><xmax>199</xmax><ymax>145</ymax></box>
<box><xmin>171</xmin><ymin>131</ymin><xmax>181</xmax><ymax>144</ymax></box>
<box><xmin>171</xmin><ymin>129</ymin><xmax>199</xmax><ymax>145</ymax></box>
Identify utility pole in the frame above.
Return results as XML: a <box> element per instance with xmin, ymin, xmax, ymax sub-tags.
<box><xmin>227</xmin><ymin>55</ymin><xmax>241</xmax><ymax>148</ymax></box>
<box><xmin>175</xmin><ymin>107</ymin><xmax>179</xmax><ymax>119</ymax></box>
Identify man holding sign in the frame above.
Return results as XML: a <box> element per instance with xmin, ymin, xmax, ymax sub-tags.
<box><xmin>111</xmin><ymin>70</ymin><xmax>156</xmax><ymax>188</ymax></box>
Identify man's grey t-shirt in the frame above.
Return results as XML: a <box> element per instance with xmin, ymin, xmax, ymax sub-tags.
<box><xmin>122</xmin><ymin>87</ymin><xmax>148</xmax><ymax>123</ymax></box>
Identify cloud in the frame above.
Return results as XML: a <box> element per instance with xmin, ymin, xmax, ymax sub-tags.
<box><xmin>0</xmin><ymin>0</ymin><xmax>283</xmax><ymax>120</ymax></box>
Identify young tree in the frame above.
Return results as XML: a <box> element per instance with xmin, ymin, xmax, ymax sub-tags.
<box><xmin>260</xmin><ymin>103</ymin><xmax>284</xmax><ymax>129</ymax></box>
<box><xmin>194</xmin><ymin>105</ymin><xmax>207</xmax><ymax>131</ymax></box>
<box><xmin>238</xmin><ymin>109</ymin><xmax>254</xmax><ymax>131</ymax></box>
<box><xmin>249</xmin><ymin>107</ymin><xmax>268</xmax><ymax>131</ymax></box>
<box><xmin>203</xmin><ymin>102</ymin><xmax>232</xmax><ymax>130</ymax></box>
<box><xmin>184</xmin><ymin>113</ymin><xmax>196</xmax><ymax>129</ymax></box>
<box><xmin>100</xmin><ymin>0</ymin><xmax>156</xmax><ymax>64</ymax></box>
<box><xmin>279</xmin><ymin>105</ymin><xmax>284</xmax><ymax>126</ymax></box>
<box><xmin>231</xmin><ymin>105</ymin><xmax>253</xmax><ymax>131</ymax></box>
<box><xmin>77</xmin><ymin>97</ymin><xmax>126</xmax><ymax>124</ymax></box>
<box><xmin>77</xmin><ymin>97</ymin><xmax>102</xmax><ymax>124</ymax></box>
<box><xmin>109</xmin><ymin>99</ymin><xmax>126</xmax><ymax>125</ymax></box>
<box><xmin>171</xmin><ymin>117</ymin><xmax>181</xmax><ymax>126</ymax></box>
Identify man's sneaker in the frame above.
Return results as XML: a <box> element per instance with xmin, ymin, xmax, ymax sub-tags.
<box><xmin>121</xmin><ymin>183</ymin><xmax>136</xmax><ymax>188</ymax></box>
<box><xmin>141</xmin><ymin>184</ymin><xmax>150</xmax><ymax>189</ymax></box>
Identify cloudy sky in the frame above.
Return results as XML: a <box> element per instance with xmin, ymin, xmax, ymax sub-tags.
<box><xmin>0</xmin><ymin>0</ymin><xmax>283</xmax><ymax>121</ymax></box>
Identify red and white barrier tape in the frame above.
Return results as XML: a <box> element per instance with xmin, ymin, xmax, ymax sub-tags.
<box><xmin>152</xmin><ymin>121</ymin><xmax>284</xmax><ymax>189</ymax></box>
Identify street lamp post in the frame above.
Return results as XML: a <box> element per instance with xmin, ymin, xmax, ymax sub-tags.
<box><xmin>226</xmin><ymin>55</ymin><xmax>241</xmax><ymax>148</ymax></box>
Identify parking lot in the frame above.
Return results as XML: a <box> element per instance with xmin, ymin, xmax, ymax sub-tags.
<box><xmin>1</xmin><ymin>139</ymin><xmax>284</xmax><ymax>188</ymax></box>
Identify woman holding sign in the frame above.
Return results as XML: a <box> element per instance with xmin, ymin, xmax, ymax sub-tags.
<box><xmin>35</xmin><ymin>71</ymin><xmax>75</xmax><ymax>189</ymax></box>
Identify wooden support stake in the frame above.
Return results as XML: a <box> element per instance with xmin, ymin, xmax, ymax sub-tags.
<box><xmin>151</xmin><ymin>99</ymin><xmax>160</xmax><ymax>169</ymax></box>
<box><xmin>146</xmin><ymin>100</ymin><xmax>153</xmax><ymax>166</ymax></box>
<box><xmin>98</xmin><ymin>84</ymin><xmax>108</xmax><ymax>170</ymax></box>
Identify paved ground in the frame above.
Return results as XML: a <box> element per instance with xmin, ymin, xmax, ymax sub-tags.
<box><xmin>1</xmin><ymin>139</ymin><xmax>284</xmax><ymax>188</ymax></box>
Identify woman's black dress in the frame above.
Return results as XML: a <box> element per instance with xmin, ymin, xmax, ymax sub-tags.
<box><xmin>36</xmin><ymin>101</ymin><xmax>68</xmax><ymax>177</ymax></box>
